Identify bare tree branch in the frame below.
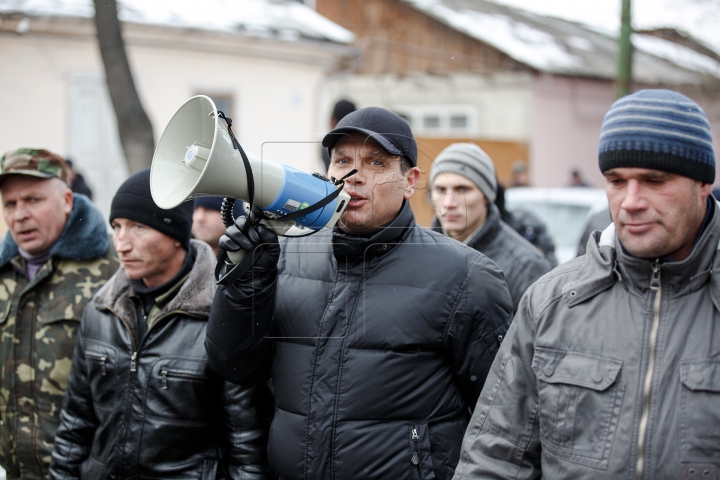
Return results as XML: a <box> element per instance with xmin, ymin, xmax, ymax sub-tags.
<box><xmin>93</xmin><ymin>0</ymin><xmax>155</xmax><ymax>173</ymax></box>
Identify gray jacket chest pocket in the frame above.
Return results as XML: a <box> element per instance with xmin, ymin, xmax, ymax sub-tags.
<box><xmin>532</xmin><ymin>348</ymin><xmax>625</xmax><ymax>470</ymax></box>
<box><xmin>680</xmin><ymin>359</ymin><xmax>720</xmax><ymax>461</ymax></box>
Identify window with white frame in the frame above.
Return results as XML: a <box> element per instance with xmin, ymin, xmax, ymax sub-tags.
<box><xmin>392</xmin><ymin>105</ymin><xmax>478</xmax><ymax>137</ymax></box>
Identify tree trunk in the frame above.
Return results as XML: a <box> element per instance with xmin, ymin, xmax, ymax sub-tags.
<box><xmin>93</xmin><ymin>0</ymin><xmax>155</xmax><ymax>173</ymax></box>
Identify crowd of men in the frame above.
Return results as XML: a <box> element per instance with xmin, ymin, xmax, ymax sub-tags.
<box><xmin>0</xmin><ymin>88</ymin><xmax>717</xmax><ymax>480</ymax></box>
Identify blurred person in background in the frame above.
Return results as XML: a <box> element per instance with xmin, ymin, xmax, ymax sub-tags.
<box><xmin>50</xmin><ymin>169</ymin><xmax>272</xmax><ymax>479</ymax></box>
<box><xmin>454</xmin><ymin>89</ymin><xmax>720</xmax><ymax>479</ymax></box>
<box><xmin>431</xmin><ymin>143</ymin><xmax>553</xmax><ymax>311</ymax></box>
<box><xmin>64</xmin><ymin>158</ymin><xmax>93</xmax><ymax>200</ymax></box>
<box><xmin>568</xmin><ymin>168</ymin><xmax>591</xmax><ymax>187</ymax></box>
<box><xmin>0</xmin><ymin>148</ymin><xmax>119</xmax><ymax>479</ymax></box>
<box><xmin>193</xmin><ymin>197</ymin><xmax>240</xmax><ymax>257</ymax></box>
<box><xmin>510</xmin><ymin>160</ymin><xmax>529</xmax><ymax>187</ymax></box>
<box><xmin>321</xmin><ymin>99</ymin><xmax>356</xmax><ymax>170</ymax></box>
<box><xmin>576</xmin><ymin>207</ymin><xmax>612</xmax><ymax>256</ymax></box>
<box><xmin>495</xmin><ymin>183</ymin><xmax>558</xmax><ymax>266</ymax></box>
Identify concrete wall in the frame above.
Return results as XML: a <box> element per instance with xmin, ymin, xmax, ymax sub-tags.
<box><xmin>321</xmin><ymin>71</ymin><xmax>533</xmax><ymax>143</ymax></box>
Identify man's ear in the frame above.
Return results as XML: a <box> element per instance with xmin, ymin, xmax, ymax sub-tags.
<box><xmin>403</xmin><ymin>167</ymin><xmax>421</xmax><ymax>199</ymax></box>
<box><xmin>701</xmin><ymin>182</ymin><xmax>713</xmax><ymax>198</ymax></box>
<box><xmin>63</xmin><ymin>188</ymin><xmax>74</xmax><ymax>216</ymax></box>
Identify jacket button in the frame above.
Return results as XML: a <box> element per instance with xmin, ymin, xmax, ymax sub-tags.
<box><xmin>569</xmin><ymin>290</ymin><xmax>577</xmax><ymax>297</ymax></box>
<box><xmin>543</xmin><ymin>364</ymin><xmax>555</xmax><ymax>377</ymax></box>
<box><xmin>592</xmin><ymin>371</ymin><xmax>604</xmax><ymax>383</ymax></box>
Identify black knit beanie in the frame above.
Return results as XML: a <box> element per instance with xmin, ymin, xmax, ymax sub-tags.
<box><xmin>110</xmin><ymin>169</ymin><xmax>193</xmax><ymax>250</ymax></box>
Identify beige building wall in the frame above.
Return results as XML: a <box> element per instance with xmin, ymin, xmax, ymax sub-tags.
<box><xmin>0</xmin><ymin>19</ymin><xmax>349</xmax><ymax>219</ymax></box>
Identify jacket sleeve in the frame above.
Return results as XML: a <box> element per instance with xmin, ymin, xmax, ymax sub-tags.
<box><xmin>447</xmin><ymin>254</ymin><xmax>514</xmax><ymax>408</ymax></box>
<box><xmin>49</xmin><ymin>312</ymin><xmax>99</xmax><ymax>480</ymax></box>
<box><xmin>205</xmin><ymin>276</ymin><xmax>277</xmax><ymax>386</ymax></box>
<box><xmin>452</xmin><ymin>293</ymin><xmax>542</xmax><ymax>480</ymax></box>
<box><xmin>221</xmin><ymin>380</ymin><xmax>274</xmax><ymax>479</ymax></box>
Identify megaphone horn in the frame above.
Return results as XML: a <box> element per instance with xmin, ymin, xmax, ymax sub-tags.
<box><xmin>150</xmin><ymin>95</ymin><xmax>350</xmax><ymax>234</ymax></box>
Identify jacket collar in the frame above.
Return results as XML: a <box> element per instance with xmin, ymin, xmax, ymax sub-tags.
<box><xmin>0</xmin><ymin>194</ymin><xmax>109</xmax><ymax>269</ymax></box>
<box><xmin>332</xmin><ymin>200</ymin><xmax>415</xmax><ymax>261</ymax></box>
<box><xmin>92</xmin><ymin>240</ymin><xmax>216</xmax><ymax>323</ymax></box>
<box><xmin>466</xmin><ymin>204</ymin><xmax>502</xmax><ymax>250</ymax></box>
<box><xmin>565</xmin><ymin>201</ymin><xmax>720</xmax><ymax>307</ymax></box>
<box><xmin>430</xmin><ymin>204</ymin><xmax>502</xmax><ymax>249</ymax></box>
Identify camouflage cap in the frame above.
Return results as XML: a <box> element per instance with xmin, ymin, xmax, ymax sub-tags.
<box><xmin>0</xmin><ymin>148</ymin><xmax>68</xmax><ymax>184</ymax></box>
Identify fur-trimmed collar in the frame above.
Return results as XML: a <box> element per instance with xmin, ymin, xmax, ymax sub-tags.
<box><xmin>0</xmin><ymin>194</ymin><xmax>109</xmax><ymax>269</ymax></box>
<box><xmin>92</xmin><ymin>240</ymin><xmax>216</xmax><ymax>323</ymax></box>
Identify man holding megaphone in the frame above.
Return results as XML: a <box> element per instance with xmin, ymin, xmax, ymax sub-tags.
<box><xmin>205</xmin><ymin>107</ymin><xmax>514</xmax><ymax>480</ymax></box>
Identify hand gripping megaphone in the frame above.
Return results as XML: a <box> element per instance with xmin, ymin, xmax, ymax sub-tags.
<box><xmin>150</xmin><ymin>95</ymin><xmax>352</xmax><ymax>283</ymax></box>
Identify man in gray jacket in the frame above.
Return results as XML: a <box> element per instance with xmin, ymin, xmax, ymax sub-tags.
<box><xmin>430</xmin><ymin>143</ymin><xmax>552</xmax><ymax>310</ymax></box>
<box><xmin>453</xmin><ymin>89</ymin><xmax>720</xmax><ymax>479</ymax></box>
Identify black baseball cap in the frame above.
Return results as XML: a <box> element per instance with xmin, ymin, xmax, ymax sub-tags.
<box><xmin>322</xmin><ymin>107</ymin><xmax>418</xmax><ymax>167</ymax></box>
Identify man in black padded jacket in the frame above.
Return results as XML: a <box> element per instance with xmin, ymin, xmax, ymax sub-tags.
<box><xmin>206</xmin><ymin>108</ymin><xmax>513</xmax><ymax>480</ymax></box>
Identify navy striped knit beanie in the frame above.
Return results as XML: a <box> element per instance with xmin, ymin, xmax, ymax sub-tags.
<box><xmin>599</xmin><ymin>89</ymin><xmax>715</xmax><ymax>183</ymax></box>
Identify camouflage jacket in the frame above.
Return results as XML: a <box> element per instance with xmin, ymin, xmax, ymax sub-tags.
<box><xmin>0</xmin><ymin>194</ymin><xmax>119</xmax><ymax>480</ymax></box>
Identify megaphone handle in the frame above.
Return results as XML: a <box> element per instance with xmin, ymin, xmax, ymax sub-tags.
<box><xmin>215</xmin><ymin>244</ymin><xmax>266</xmax><ymax>286</ymax></box>
<box><xmin>226</xmin><ymin>249</ymin><xmax>246</xmax><ymax>264</ymax></box>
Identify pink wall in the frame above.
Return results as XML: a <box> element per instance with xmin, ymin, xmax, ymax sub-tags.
<box><xmin>530</xmin><ymin>75</ymin><xmax>614</xmax><ymax>188</ymax></box>
<box><xmin>530</xmin><ymin>75</ymin><xmax>720</xmax><ymax>188</ymax></box>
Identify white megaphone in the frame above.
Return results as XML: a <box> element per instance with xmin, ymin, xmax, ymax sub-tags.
<box><xmin>150</xmin><ymin>95</ymin><xmax>351</xmax><ymax>266</ymax></box>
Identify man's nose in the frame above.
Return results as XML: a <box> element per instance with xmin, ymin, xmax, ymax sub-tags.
<box><xmin>113</xmin><ymin>231</ymin><xmax>131</xmax><ymax>252</ymax></box>
<box><xmin>12</xmin><ymin>203</ymin><xmax>30</xmax><ymax>221</ymax></box>
<box><xmin>621</xmin><ymin>180</ymin><xmax>647</xmax><ymax>211</ymax></box>
<box><xmin>345</xmin><ymin>165</ymin><xmax>365</xmax><ymax>185</ymax></box>
<box><xmin>443</xmin><ymin>191</ymin><xmax>457</xmax><ymax>208</ymax></box>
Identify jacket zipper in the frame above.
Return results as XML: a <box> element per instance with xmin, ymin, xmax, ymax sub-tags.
<box><xmin>86</xmin><ymin>353</ymin><xmax>107</xmax><ymax>376</ymax></box>
<box><xmin>411</xmin><ymin>426</ymin><xmax>420</xmax><ymax>477</ymax></box>
<box><xmin>160</xmin><ymin>369</ymin><xmax>211</xmax><ymax>390</ymax></box>
<box><xmin>636</xmin><ymin>259</ymin><xmax>661</xmax><ymax>480</ymax></box>
<box><xmin>128</xmin><ymin>310</ymin><xmax>199</xmax><ymax>374</ymax></box>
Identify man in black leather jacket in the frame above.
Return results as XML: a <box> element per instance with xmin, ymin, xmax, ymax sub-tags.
<box><xmin>49</xmin><ymin>169</ymin><xmax>272</xmax><ymax>480</ymax></box>
<box><xmin>206</xmin><ymin>108</ymin><xmax>513</xmax><ymax>480</ymax></box>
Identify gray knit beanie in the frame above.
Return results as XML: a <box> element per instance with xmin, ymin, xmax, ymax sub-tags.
<box><xmin>430</xmin><ymin>143</ymin><xmax>497</xmax><ymax>203</ymax></box>
<box><xmin>599</xmin><ymin>89</ymin><xmax>715</xmax><ymax>183</ymax></box>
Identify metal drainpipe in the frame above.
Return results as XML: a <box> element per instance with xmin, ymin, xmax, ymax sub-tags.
<box><xmin>616</xmin><ymin>0</ymin><xmax>633</xmax><ymax>98</ymax></box>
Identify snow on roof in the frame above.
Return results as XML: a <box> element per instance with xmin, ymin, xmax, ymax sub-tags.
<box><xmin>0</xmin><ymin>0</ymin><xmax>355</xmax><ymax>44</ymax></box>
<box><xmin>403</xmin><ymin>0</ymin><xmax>720</xmax><ymax>85</ymax></box>
<box><xmin>405</xmin><ymin>0</ymin><xmax>581</xmax><ymax>71</ymax></box>
<box><xmin>491</xmin><ymin>0</ymin><xmax>720</xmax><ymax>57</ymax></box>
<box><xmin>633</xmin><ymin>34</ymin><xmax>720</xmax><ymax>80</ymax></box>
